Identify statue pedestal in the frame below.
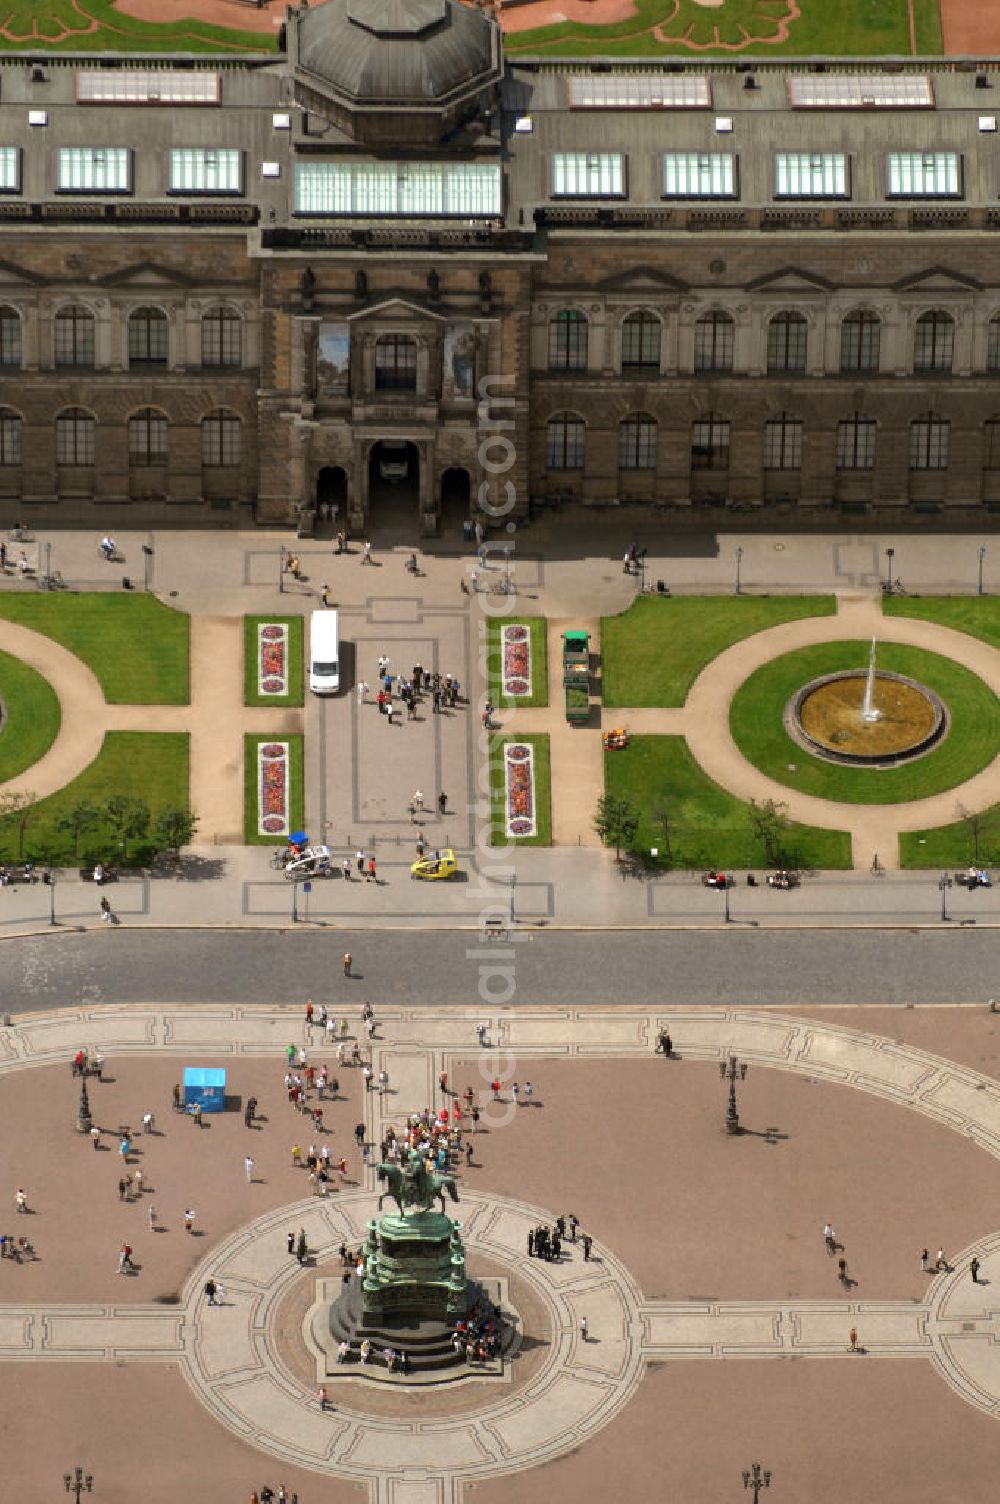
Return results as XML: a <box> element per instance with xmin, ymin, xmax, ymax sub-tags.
<box><xmin>362</xmin><ymin>1211</ymin><xmax>466</xmax><ymax>1324</ymax></box>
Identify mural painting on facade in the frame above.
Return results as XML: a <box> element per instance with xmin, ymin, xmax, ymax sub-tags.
<box><xmin>443</xmin><ymin>324</ymin><xmax>476</xmax><ymax>401</ymax></box>
<box><xmin>317</xmin><ymin>322</ymin><xmax>350</xmax><ymax>397</ymax></box>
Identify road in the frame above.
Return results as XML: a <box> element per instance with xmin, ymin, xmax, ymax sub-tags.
<box><xmin>3</xmin><ymin>926</ymin><xmax>998</xmax><ymax>1011</ymax></box>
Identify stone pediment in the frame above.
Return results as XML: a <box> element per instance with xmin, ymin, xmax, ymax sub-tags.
<box><xmin>596</xmin><ymin>266</ymin><xmax>689</xmax><ymax>294</ymax></box>
<box><xmin>96</xmin><ymin>261</ymin><xmax>195</xmax><ymax>289</ymax></box>
<box><xmin>746</xmin><ymin>266</ymin><xmax>835</xmax><ymax>293</ymax></box>
<box><xmin>0</xmin><ymin>258</ymin><xmax>46</xmax><ymax>287</ymax></box>
<box><xmin>346</xmin><ymin>297</ymin><xmax>446</xmax><ymax>324</ymax></box>
<box><xmin>893</xmin><ymin>265</ymin><xmax>982</xmax><ymax>293</ymax></box>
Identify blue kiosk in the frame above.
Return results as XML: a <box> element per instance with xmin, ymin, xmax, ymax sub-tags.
<box><xmin>183</xmin><ymin>1066</ymin><xmax>226</xmax><ymax>1114</ymax></box>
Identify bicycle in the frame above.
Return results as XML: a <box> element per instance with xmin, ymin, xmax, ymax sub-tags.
<box><xmin>269</xmin><ymin>847</ymin><xmax>289</xmax><ymax>871</ymax></box>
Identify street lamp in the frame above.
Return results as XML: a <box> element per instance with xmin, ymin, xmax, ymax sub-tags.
<box><xmin>76</xmin><ymin>1075</ymin><xmax>93</xmax><ymax>1135</ymax></box>
<box><xmin>939</xmin><ymin>870</ymin><xmax>953</xmax><ymax>922</ymax></box>
<box><xmin>44</xmin><ymin>540</ymin><xmax>53</xmax><ymax>589</ymax></box>
<box><xmin>637</xmin><ymin>546</ymin><xmax>648</xmax><ymax>594</ymax></box>
<box><xmin>279</xmin><ymin>543</ymin><xmax>286</xmax><ymax>595</ymax></box>
<box><xmin>743</xmin><ymin>1462</ymin><xmax>771</xmax><ymax>1501</ymax></box>
<box><xmin>719</xmin><ymin>1053</ymin><xmax>748</xmax><ymax>1135</ymax></box>
<box><xmin>64</xmin><ymin>1468</ymin><xmax>93</xmax><ymax>1501</ymax></box>
<box><xmin>979</xmin><ymin>545</ymin><xmax>987</xmax><ymax>597</ymax></box>
<box><xmin>735</xmin><ymin>545</ymin><xmax>743</xmax><ymax>596</ymax></box>
<box><xmin>885</xmin><ymin>546</ymin><xmax>895</xmax><ymax>594</ymax></box>
<box><xmin>44</xmin><ymin>868</ymin><xmax>56</xmax><ymax>926</ymax></box>
<box><xmin>141</xmin><ymin>544</ymin><xmax>154</xmax><ymax>592</ymax></box>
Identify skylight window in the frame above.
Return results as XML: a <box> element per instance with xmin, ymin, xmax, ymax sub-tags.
<box><xmin>77</xmin><ymin>69</ymin><xmax>220</xmax><ymax>105</ymax></box>
<box><xmin>661</xmin><ymin>151</ymin><xmax>736</xmax><ymax>198</ymax></box>
<box><xmin>568</xmin><ymin>73</ymin><xmax>710</xmax><ymax>109</ymax></box>
<box><xmin>0</xmin><ymin>147</ymin><xmax>19</xmax><ymax>192</ymax></box>
<box><xmin>551</xmin><ymin>152</ymin><xmax>625</xmax><ymax>198</ymax></box>
<box><xmin>57</xmin><ymin>147</ymin><xmax>130</xmax><ymax>193</ymax></box>
<box><xmin>788</xmin><ymin>74</ymin><xmax>934</xmax><ymax>109</ymax></box>
<box><xmin>886</xmin><ymin>151</ymin><xmax>961</xmax><ymax>197</ymax></box>
<box><xmin>295</xmin><ymin>162</ymin><xmax>501</xmax><ymax>217</ymax></box>
<box><xmin>774</xmin><ymin>151</ymin><xmax>848</xmax><ymax>198</ymax></box>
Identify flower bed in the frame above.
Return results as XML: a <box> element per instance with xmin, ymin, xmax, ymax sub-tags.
<box><xmin>258</xmin><ymin>741</ymin><xmax>290</xmax><ymax>837</ymax></box>
<box><xmin>504</xmin><ymin>741</ymin><xmax>536</xmax><ymax>837</ymax></box>
<box><xmin>502</xmin><ymin>623</ymin><xmax>532</xmax><ymax>698</ymax></box>
<box><xmin>258</xmin><ymin>622</ymin><xmax>288</xmax><ymax>696</ymax></box>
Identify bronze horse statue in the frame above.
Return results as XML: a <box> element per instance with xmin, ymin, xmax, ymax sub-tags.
<box><xmin>377</xmin><ymin>1149</ymin><xmax>459</xmax><ymax>1218</ymax></box>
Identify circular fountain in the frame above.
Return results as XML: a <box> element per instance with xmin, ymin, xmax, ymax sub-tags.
<box><xmin>787</xmin><ymin>639</ymin><xmax>948</xmax><ymax>767</ymax></box>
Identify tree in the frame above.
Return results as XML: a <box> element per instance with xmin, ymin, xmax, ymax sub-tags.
<box><xmin>747</xmin><ymin>797</ymin><xmax>792</xmax><ymax>866</ymax></box>
<box><xmin>594</xmin><ymin>793</ymin><xmax>639</xmax><ymax>860</ymax></box>
<box><xmin>153</xmin><ymin>804</ymin><xmax>199</xmax><ymax>856</ymax></box>
<box><xmin>0</xmin><ymin>790</ymin><xmax>35</xmax><ymax>860</ymax></box>
<box><xmin>55</xmin><ymin>800</ymin><xmax>100</xmax><ymax>859</ymax></box>
<box><xmin>957</xmin><ymin>803</ymin><xmax>997</xmax><ymax>864</ymax></box>
<box><xmin>104</xmin><ymin>795</ymin><xmax>150</xmax><ymax>859</ymax></box>
<box><xmin>652</xmin><ymin>804</ymin><xmax>674</xmax><ymax>866</ymax></box>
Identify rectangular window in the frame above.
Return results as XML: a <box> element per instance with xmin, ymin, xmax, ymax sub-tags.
<box><xmin>129</xmin><ymin>416</ymin><xmax>168</xmax><ymax>466</ymax></box>
<box><xmin>203</xmin><ymin>417</ymin><xmax>241</xmax><ymax>467</ymax></box>
<box><xmin>169</xmin><ymin>148</ymin><xmax>242</xmax><ymax>194</ymax></box>
<box><xmin>836</xmin><ymin>419</ymin><xmax>877</xmax><ymax>470</ymax></box>
<box><xmin>56</xmin><ymin>415</ymin><xmax>95</xmax><ymax>467</ymax></box>
<box><xmin>568</xmin><ymin>74</ymin><xmax>710</xmax><ymax>109</ymax></box>
<box><xmin>619</xmin><ymin>421</ymin><xmax>656</xmax><ymax>470</ymax></box>
<box><xmin>763</xmin><ymin>419</ymin><xmax>802</xmax><ymax>470</ymax></box>
<box><xmin>887</xmin><ymin>151</ymin><xmax>961</xmax><ymax>197</ymax></box>
<box><xmin>57</xmin><ymin>147</ymin><xmax>130</xmax><ymax>193</ymax></box>
<box><xmin>661</xmin><ymin>151</ymin><xmax>735</xmax><ymax>199</ymax></box>
<box><xmin>0</xmin><ymin>311</ymin><xmax>21</xmax><ymax>367</ymax></box>
<box><xmin>547</xmin><ymin>420</ymin><xmax>585</xmax><ymax>470</ymax></box>
<box><xmin>910</xmin><ymin>418</ymin><xmax>949</xmax><ymax>470</ymax></box>
<box><xmin>294</xmin><ymin>162</ymin><xmax>501</xmax><ymax>217</ymax></box>
<box><xmin>774</xmin><ymin>152</ymin><xmax>848</xmax><ymax>198</ymax></box>
<box><xmin>691</xmin><ymin>419</ymin><xmax>730</xmax><ymax>470</ymax></box>
<box><xmin>77</xmin><ymin>69</ymin><xmax>220</xmax><ymax>104</ymax></box>
<box><xmin>788</xmin><ymin>74</ymin><xmax>934</xmax><ymax>109</ymax></box>
<box><xmin>0</xmin><ymin>147</ymin><xmax>19</xmax><ymax>193</ymax></box>
<box><xmin>0</xmin><ymin>411</ymin><xmax>21</xmax><ymax>466</ymax></box>
<box><xmin>551</xmin><ymin>153</ymin><xmax>625</xmax><ymax>198</ymax></box>
<box><xmin>985</xmin><ymin>423</ymin><xmax>1000</xmax><ymax>471</ymax></box>
<box><xmin>988</xmin><ymin>322</ymin><xmax>1000</xmax><ymax>373</ymax></box>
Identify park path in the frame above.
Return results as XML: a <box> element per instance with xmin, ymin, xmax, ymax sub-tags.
<box><xmin>0</xmin><ymin>615</ymin><xmax>303</xmax><ymax>843</ymax></box>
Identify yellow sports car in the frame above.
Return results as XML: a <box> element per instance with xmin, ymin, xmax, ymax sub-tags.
<box><xmin>410</xmin><ymin>848</ymin><xmax>458</xmax><ymax>880</ymax></box>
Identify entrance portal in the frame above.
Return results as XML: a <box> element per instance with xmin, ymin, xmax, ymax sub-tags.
<box><xmin>316</xmin><ymin>466</ymin><xmax>348</xmax><ymax>527</ymax></box>
<box><xmin>368</xmin><ymin>440</ymin><xmax>420</xmax><ymax>517</ymax></box>
<box><xmin>440</xmin><ymin>466</ymin><xmax>471</xmax><ymax>530</ymax></box>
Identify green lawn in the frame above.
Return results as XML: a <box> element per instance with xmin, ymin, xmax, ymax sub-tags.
<box><xmin>601</xmin><ymin>595</ymin><xmax>836</xmax><ymax>708</ymax></box>
<box><xmin>900</xmin><ymin>807</ymin><xmax>1000</xmax><ymax>869</ymax></box>
<box><xmin>0</xmin><ymin>595</ymin><xmax>190</xmax><ymax>704</ymax></box>
<box><xmin>730</xmin><ymin>643</ymin><xmax>1000</xmax><ymax>804</ymax></box>
<box><xmin>244</xmin><ymin>616</ymin><xmax>305</xmax><ymax>708</ymax></box>
<box><xmin>0</xmin><ymin>731</ymin><xmax>188</xmax><ymax>865</ymax></box>
<box><xmin>604</xmin><ymin>735</ymin><xmax>851</xmax><ymax>869</ymax></box>
<box><xmin>0</xmin><ymin>650</ymin><xmax>61</xmax><ymax>782</ymax></box>
<box><xmin>0</xmin><ymin>0</ymin><xmax>274</xmax><ymax>51</ymax></box>
<box><xmin>885</xmin><ymin>595</ymin><xmax>1000</xmax><ymax>652</ymax></box>
<box><xmin>244</xmin><ymin>733</ymin><xmax>305</xmax><ymax>846</ymax></box>
<box><xmin>486</xmin><ymin>617</ymin><xmax>549</xmax><ymax>709</ymax></box>
<box><xmin>505</xmin><ymin>0</ymin><xmax>939</xmax><ymax>55</ymax></box>
<box><xmin>489</xmin><ymin>734</ymin><xmax>553</xmax><ymax>846</ymax></box>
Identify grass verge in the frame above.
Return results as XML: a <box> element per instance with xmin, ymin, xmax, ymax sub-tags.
<box><xmin>0</xmin><ymin>650</ymin><xmax>61</xmax><ymax>782</ymax></box>
<box><xmin>604</xmin><ymin>735</ymin><xmax>851</xmax><ymax>869</ymax></box>
<box><xmin>884</xmin><ymin>594</ymin><xmax>1000</xmax><ymax>651</ymax></box>
<box><xmin>243</xmin><ymin>732</ymin><xmax>304</xmax><ymax>846</ymax></box>
<box><xmin>730</xmin><ymin>642</ymin><xmax>1000</xmax><ymax>804</ymax></box>
<box><xmin>486</xmin><ymin>616</ymin><xmax>549</xmax><ymax>709</ymax></box>
<box><xmin>0</xmin><ymin>731</ymin><xmax>188</xmax><ymax>865</ymax></box>
<box><xmin>243</xmin><ymin>615</ymin><xmax>305</xmax><ymax>708</ymax></box>
<box><xmin>489</xmin><ymin>733</ymin><xmax>552</xmax><ymax>846</ymax></box>
<box><xmin>601</xmin><ymin>595</ymin><xmax>836</xmax><ymax>707</ymax></box>
<box><xmin>0</xmin><ymin>594</ymin><xmax>190</xmax><ymax>704</ymax></box>
<box><xmin>899</xmin><ymin>807</ymin><xmax>1000</xmax><ymax>869</ymax></box>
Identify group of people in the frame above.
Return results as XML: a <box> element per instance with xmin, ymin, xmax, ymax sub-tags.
<box><xmin>363</xmin><ymin>656</ymin><xmax>463</xmax><ymax>724</ymax></box>
<box><xmin>451</xmin><ymin>1295</ymin><xmax>502</xmax><ymax>1363</ymax></box>
<box><xmin>528</xmin><ymin>1215</ymin><xmax>593</xmax><ymax>1264</ymax></box>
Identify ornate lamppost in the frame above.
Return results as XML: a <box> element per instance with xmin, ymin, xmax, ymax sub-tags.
<box><xmin>979</xmin><ymin>544</ymin><xmax>987</xmax><ymax>597</ymax></box>
<box><xmin>939</xmin><ymin>870</ymin><xmax>953</xmax><ymax>922</ymax></box>
<box><xmin>735</xmin><ymin>545</ymin><xmax>743</xmax><ymax>596</ymax></box>
<box><xmin>64</xmin><ymin>1467</ymin><xmax>93</xmax><ymax>1501</ymax></box>
<box><xmin>76</xmin><ymin>1074</ymin><xmax>93</xmax><ymax>1135</ymax></box>
<box><xmin>743</xmin><ymin>1461</ymin><xmax>771</xmax><ymax>1501</ymax></box>
<box><xmin>720</xmin><ymin>1053</ymin><xmax>748</xmax><ymax>1135</ymax></box>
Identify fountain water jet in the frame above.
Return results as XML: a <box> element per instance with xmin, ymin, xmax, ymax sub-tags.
<box><xmin>861</xmin><ymin>637</ymin><xmax>881</xmax><ymax>725</ymax></box>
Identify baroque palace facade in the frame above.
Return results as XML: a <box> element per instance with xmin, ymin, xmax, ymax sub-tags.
<box><xmin>1</xmin><ymin>4</ymin><xmax>1000</xmax><ymax>530</ymax></box>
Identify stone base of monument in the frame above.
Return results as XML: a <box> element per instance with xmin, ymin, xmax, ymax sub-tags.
<box><xmin>304</xmin><ymin>1273</ymin><xmax>518</xmax><ymax>1386</ymax></box>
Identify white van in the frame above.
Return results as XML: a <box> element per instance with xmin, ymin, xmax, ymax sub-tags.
<box><xmin>309</xmin><ymin>609</ymin><xmax>340</xmax><ymax>695</ymax></box>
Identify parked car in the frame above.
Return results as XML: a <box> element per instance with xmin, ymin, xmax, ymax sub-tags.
<box><xmin>411</xmin><ymin>849</ymin><xmax>458</xmax><ymax>881</ymax></box>
<box><xmin>284</xmin><ymin>844</ymin><xmax>333</xmax><ymax>881</ymax></box>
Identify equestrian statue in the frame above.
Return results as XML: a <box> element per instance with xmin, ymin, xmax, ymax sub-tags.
<box><xmin>377</xmin><ymin>1148</ymin><xmax>459</xmax><ymax>1218</ymax></box>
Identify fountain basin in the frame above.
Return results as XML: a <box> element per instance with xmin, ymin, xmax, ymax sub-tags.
<box><xmin>787</xmin><ymin>670</ymin><xmax>948</xmax><ymax>767</ymax></box>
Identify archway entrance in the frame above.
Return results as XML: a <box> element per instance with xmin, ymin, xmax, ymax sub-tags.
<box><xmin>316</xmin><ymin>466</ymin><xmax>348</xmax><ymax>529</ymax></box>
<box><xmin>440</xmin><ymin>466</ymin><xmax>471</xmax><ymax>533</ymax></box>
<box><xmin>367</xmin><ymin>440</ymin><xmax>421</xmax><ymax>535</ymax></box>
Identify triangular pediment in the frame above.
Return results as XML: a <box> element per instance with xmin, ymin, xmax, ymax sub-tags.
<box><xmin>746</xmin><ymin>265</ymin><xmax>835</xmax><ymax>293</ymax></box>
<box><xmin>346</xmin><ymin>296</ymin><xmax>446</xmax><ymax>324</ymax></box>
<box><xmin>97</xmin><ymin>261</ymin><xmax>195</xmax><ymax>289</ymax></box>
<box><xmin>596</xmin><ymin>265</ymin><xmax>689</xmax><ymax>294</ymax></box>
<box><xmin>893</xmin><ymin>264</ymin><xmax>982</xmax><ymax>293</ymax></box>
<box><xmin>0</xmin><ymin>258</ymin><xmax>46</xmax><ymax>287</ymax></box>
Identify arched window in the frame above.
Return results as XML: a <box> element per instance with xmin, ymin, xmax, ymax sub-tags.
<box><xmin>836</xmin><ymin>414</ymin><xmax>877</xmax><ymax>471</ymax></box>
<box><xmin>548</xmin><ymin>310</ymin><xmax>588</xmax><ymax>371</ymax></box>
<box><xmin>0</xmin><ymin>306</ymin><xmax>22</xmax><ymax>369</ymax></box>
<box><xmin>55</xmin><ymin>407</ymin><xmax>95</xmax><ymax>466</ymax></box>
<box><xmin>0</xmin><ymin>407</ymin><xmax>22</xmax><ymax>466</ymax></box>
<box><xmin>763</xmin><ymin>414</ymin><xmax>802</xmax><ymax>470</ymax></box>
<box><xmin>909</xmin><ymin>413</ymin><xmax>949</xmax><ymax>470</ymax></box>
<box><xmin>693</xmin><ymin>311</ymin><xmax>734</xmax><ymax>373</ymax></box>
<box><xmin>201</xmin><ymin>409</ymin><xmax>241</xmax><ymax>467</ymax></box>
<box><xmin>621</xmin><ymin>310</ymin><xmax>660</xmax><ymax>371</ymax></box>
<box><xmin>128</xmin><ymin>306</ymin><xmax>168</xmax><ymax>367</ymax></box>
<box><xmin>767</xmin><ymin>311</ymin><xmax>807</xmax><ymax>374</ymax></box>
<box><xmin>374</xmin><ymin>334</ymin><xmax>417</xmax><ymax>391</ymax></box>
<box><xmin>546</xmin><ymin>413</ymin><xmax>585</xmax><ymax>470</ymax></box>
<box><xmin>840</xmin><ymin>311</ymin><xmax>881</xmax><ymax>374</ymax></box>
<box><xmin>984</xmin><ymin>418</ymin><xmax>1000</xmax><ymax>471</ymax></box>
<box><xmin>914</xmin><ymin>310</ymin><xmax>954</xmax><ymax>373</ymax></box>
<box><xmin>619</xmin><ymin>414</ymin><xmax>657</xmax><ymax>470</ymax></box>
<box><xmin>128</xmin><ymin>408</ymin><xmax>168</xmax><ymax>467</ymax></box>
<box><xmin>201</xmin><ymin>306</ymin><xmax>242</xmax><ymax>368</ymax></box>
<box><xmin>987</xmin><ymin>315</ymin><xmax>1000</xmax><ymax>373</ymax></box>
<box><xmin>691</xmin><ymin>415</ymin><xmax>730</xmax><ymax>470</ymax></box>
<box><xmin>54</xmin><ymin>304</ymin><xmax>95</xmax><ymax>368</ymax></box>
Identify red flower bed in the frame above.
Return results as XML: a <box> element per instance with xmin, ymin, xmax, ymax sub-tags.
<box><xmin>258</xmin><ymin>742</ymin><xmax>288</xmax><ymax>835</ymax></box>
<box><xmin>505</xmin><ymin>742</ymin><xmax>535</xmax><ymax>836</ymax></box>
<box><xmin>502</xmin><ymin>624</ymin><xmax>531</xmax><ymax>697</ymax></box>
<box><xmin>258</xmin><ymin>623</ymin><xmax>288</xmax><ymax>696</ymax></box>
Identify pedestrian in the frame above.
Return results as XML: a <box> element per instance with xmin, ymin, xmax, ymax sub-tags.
<box><xmin>465</xmin><ymin>1141</ymin><xmax>473</xmax><ymax>1166</ymax></box>
<box><xmin>658</xmin><ymin>1030</ymin><xmax>673</xmax><ymax>1058</ymax></box>
<box><xmin>471</xmin><ymin>1105</ymin><xmax>480</xmax><ymax>1132</ymax></box>
<box><xmin>579</xmin><ymin>1316</ymin><xmax>588</xmax><ymax>1342</ymax></box>
<box><xmin>412</xmin><ymin>789</ymin><xmax>424</xmax><ymax>815</ymax></box>
<box><xmin>849</xmin><ymin>1326</ymin><xmax>858</xmax><ymax>1352</ymax></box>
<box><xmin>292</xmin><ymin>1144</ymin><xmax>302</xmax><ymax>1167</ymax></box>
<box><xmin>524</xmin><ymin>1081</ymin><xmax>533</xmax><ymax>1105</ymax></box>
<box><xmin>91</xmin><ymin>1126</ymin><xmax>101</xmax><ymax>1151</ymax></box>
<box><xmin>318</xmin><ymin>1385</ymin><xmax>329</xmax><ymax>1411</ymax></box>
<box><xmin>971</xmin><ymin>1255</ymin><xmax>982</xmax><ymax>1284</ymax></box>
<box><xmin>386</xmin><ymin>700</ymin><xmax>394</xmax><ymax>726</ymax></box>
<box><xmin>133</xmin><ymin>1169</ymin><xmax>143</xmax><ymax>1198</ymax></box>
<box><xmin>338</xmin><ymin>1157</ymin><xmax>348</xmax><ymax>1182</ymax></box>
<box><xmin>356</xmin><ymin>850</ymin><xmax>365</xmax><ymax>877</ymax></box>
<box><xmin>936</xmin><ymin>1248</ymin><xmax>949</xmax><ymax>1272</ymax></box>
<box><xmin>142</xmin><ymin>1111</ymin><xmax>154</xmax><ymax>1135</ymax></box>
<box><xmin>569</xmin><ymin>1213</ymin><xmax>579</xmax><ymax>1242</ymax></box>
<box><xmin>355</xmin><ymin>1122</ymin><xmax>366</xmax><ymax>1147</ymax></box>
<box><xmin>357</xmin><ymin>681</ymin><xmax>367</xmax><ymax>706</ymax></box>
<box><xmin>491</xmin><ymin>1077</ymin><xmax>500</xmax><ymax>1101</ymax></box>
<box><xmin>297</xmin><ymin>1229</ymin><xmax>308</xmax><ymax>1264</ymax></box>
<box><xmin>287</xmin><ymin>1231</ymin><xmax>295</xmax><ymax>1256</ymax></box>
<box><xmin>15</xmin><ymin>1188</ymin><xmax>27</xmax><ymax>1215</ymax></box>
<box><xmin>305</xmin><ymin>999</ymin><xmax>314</xmax><ymax>1027</ymax></box>
<box><xmin>823</xmin><ymin>1223</ymin><xmax>836</xmax><ymax>1256</ymax></box>
<box><xmin>170</xmin><ymin>1079</ymin><xmax>181</xmax><ymax>1111</ymax></box>
<box><xmin>838</xmin><ymin>1257</ymin><xmax>848</xmax><ymax>1283</ymax></box>
<box><xmin>363</xmin><ymin>1063</ymin><xmax>373</xmax><ymax>1092</ymax></box>
<box><xmin>378</xmin><ymin>1069</ymin><xmax>389</xmax><ymax>1094</ymax></box>
<box><xmin>527</xmin><ymin>1229</ymin><xmax>534</xmax><ymax>1258</ymax></box>
<box><xmin>367</xmin><ymin>857</ymin><xmax>376</xmax><ymax>883</ymax></box>
<box><xmin>439</xmin><ymin>1070</ymin><xmax>448</xmax><ymax>1095</ymax></box>
<box><xmin>583</xmin><ymin>1234</ymin><xmax>593</xmax><ymax>1262</ymax></box>
<box><xmin>321</xmin><ymin>582</ymin><xmax>330</xmax><ymax>607</ymax></box>
<box><xmin>477</xmin><ymin>1022</ymin><xmax>487</xmax><ymax>1048</ymax></box>
<box><xmin>342</xmin><ymin>952</ymin><xmax>353</xmax><ymax>978</ymax></box>
<box><xmin>120</xmin><ymin>1136</ymin><xmax>131</xmax><ymax>1163</ymax></box>
<box><xmin>205</xmin><ymin>1279</ymin><xmax>218</xmax><ymax>1305</ymax></box>
<box><xmin>118</xmin><ymin>1178</ymin><xmax>128</xmax><ymax>1202</ymax></box>
<box><xmin>100</xmin><ymin>895</ymin><xmax>112</xmax><ymax>923</ymax></box>
<box><xmin>286</xmin><ymin>1043</ymin><xmax>296</xmax><ymax>1065</ymax></box>
<box><xmin>245</xmin><ymin>1155</ymin><xmax>254</xmax><ymax>1184</ymax></box>
<box><xmin>343</xmin><ymin>857</ymin><xmax>351</xmax><ymax>881</ymax></box>
<box><xmin>920</xmin><ymin>1247</ymin><xmax>929</xmax><ymax>1272</ymax></box>
<box><xmin>512</xmin><ymin>1082</ymin><xmax>519</xmax><ymax>1107</ymax></box>
<box><xmin>192</xmin><ymin>1102</ymin><xmax>203</xmax><ymax>1128</ymax></box>
<box><xmin>184</xmin><ymin>1208</ymin><xmax>195</xmax><ymax>1234</ymax></box>
<box><xmin>148</xmin><ymin>1205</ymin><xmax>157</xmax><ymax>1233</ymax></box>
